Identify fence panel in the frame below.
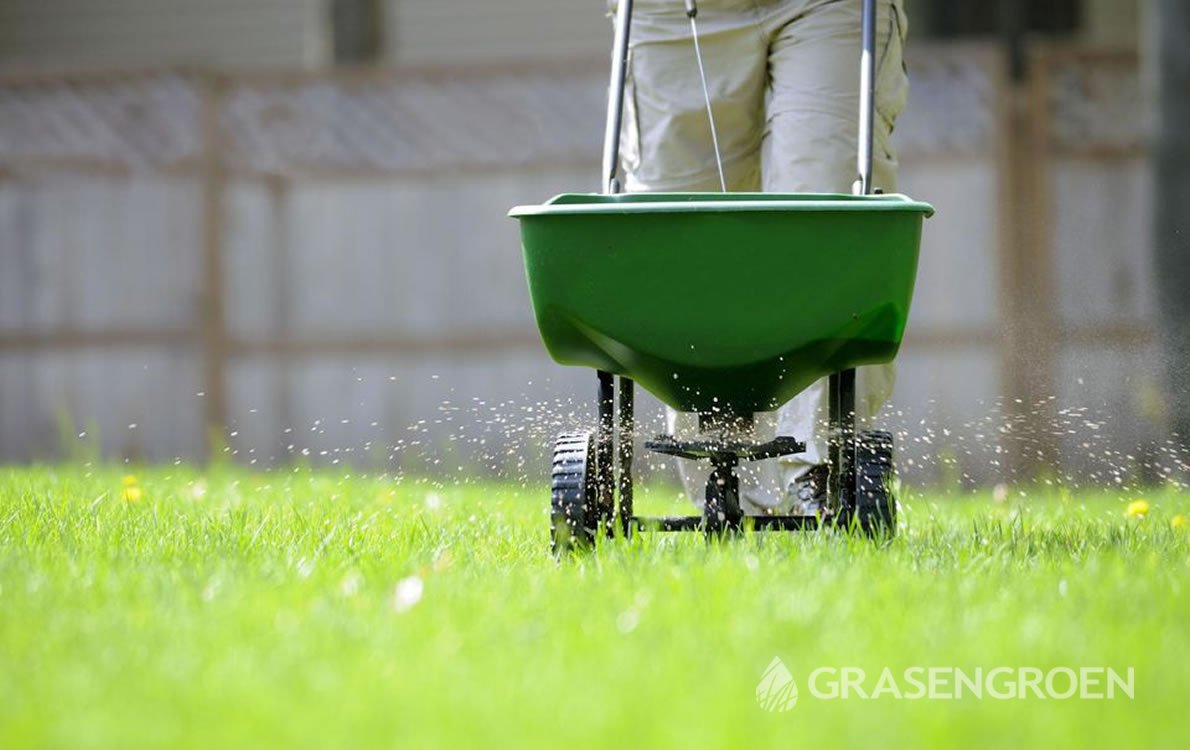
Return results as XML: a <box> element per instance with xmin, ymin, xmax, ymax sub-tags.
<box><xmin>0</xmin><ymin>48</ymin><xmax>1162</xmax><ymax>484</ymax></box>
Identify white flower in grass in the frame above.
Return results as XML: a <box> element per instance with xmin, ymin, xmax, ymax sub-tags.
<box><xmin>393</xmin><ymin>576</ymin><xmax>424</xmax><ymax>613</ymax></box>
<box><xmin>340</xmin><ymin>571</ymin><xmax>363</xmax><ymax>598</ymax></box>
<box><xmin>616</xmin><ymin>609</ymin><xmax>640</xmax><ymax>634</ymax></box>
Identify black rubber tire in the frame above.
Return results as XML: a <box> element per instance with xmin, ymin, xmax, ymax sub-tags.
<box><xmin>702</xmin><ymin>467</ymin><xmax>741</xmax><ymax>541</ymax></box>
<box><xmin>853</xmin><ymin>429</ymin><xmax>897</xmax><ymax>538</ymax></box>
<box><xmin>550</xmin><ymin>431</ymin><xmax>598</xmax><ymax>556</ymax></box>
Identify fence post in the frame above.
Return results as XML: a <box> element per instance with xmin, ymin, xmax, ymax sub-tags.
<box><xmin>998</xmin><ymin>47</ymin><xmax>1060</xmax><ymax>479</ymax></box>
<box><xmin>1151</xmin><ymin>0</ymin><xmax>1190</xmax><ymax>458</ymax></box>
<box><xmin>199</xmin><ymin>73</ymin><xmax>230</xmax><ymax>457</ymax></box>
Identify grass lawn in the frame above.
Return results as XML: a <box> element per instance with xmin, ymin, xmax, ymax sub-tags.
<box><xmin>0</xmin><ymin>465</ymin><xmax>1187</xmax><ymax>748</ymax></box>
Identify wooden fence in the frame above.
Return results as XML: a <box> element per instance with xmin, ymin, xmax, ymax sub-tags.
<box><xmin>0</xmin><ymin>44</ymin><xmax>1164</xmax><ymax>483</ymax></box>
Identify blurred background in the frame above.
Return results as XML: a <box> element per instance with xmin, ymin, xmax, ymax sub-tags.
<box><xmin>0</xmin><ymin>0</ymin><xmax>1186</xmax><ymax>487</ymax></box>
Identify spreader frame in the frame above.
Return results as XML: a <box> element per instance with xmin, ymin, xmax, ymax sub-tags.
<box><xmin>539</xmin><ymin>0</ymin><xmax>907</xmax><ymax>550</ymax></box>
<box><xmin>587</xmin><ymin>370</ymin><xmax>867</xmax><ymax>539</ymax></box>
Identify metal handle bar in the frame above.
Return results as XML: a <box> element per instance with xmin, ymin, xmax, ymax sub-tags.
<box><xmin>602</xmin><ymin>0</ymin><xmax>634</xmax><ymax>194</ymax></box>
<box><xmin>856</xmin><ymin>0</ymin><xmax>877</xmax><ymax>195</ymax></box>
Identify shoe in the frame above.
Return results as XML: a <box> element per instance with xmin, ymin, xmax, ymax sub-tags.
<box><xmin>787</xmin><ymin>464</ymin><xmax>829</xmax><ymax>516</ymax></box>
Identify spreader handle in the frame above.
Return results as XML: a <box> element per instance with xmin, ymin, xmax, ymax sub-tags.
<box><xmin>856</xmin><ymin>0</ymin><xmax>877</xmax><ymax>195</ymax></box>
<box><xmin>602</xmin><ymin>0</ymin><xmax>634</xmax><ymax>194</ymax></box>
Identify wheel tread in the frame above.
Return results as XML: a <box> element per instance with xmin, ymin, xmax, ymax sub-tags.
<box><xmin>550</xmin><ymin>431</ymin><xmax>597</xmax><ymax>555</ymax></box>
<box><xmin>852</xmin><ymin>429</ymin><xmax>896</xmax><ymax>537</ymax></box>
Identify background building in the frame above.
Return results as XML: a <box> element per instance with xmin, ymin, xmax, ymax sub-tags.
<box><xmin>0</xmin><ymin>0</ymin><xmax>1178</xmax><ymax>488</ymax></box>
<box><xmin>0</xmin><ymin>1</ymin><xmax>1141</xmax><ymax>69</ymax></box>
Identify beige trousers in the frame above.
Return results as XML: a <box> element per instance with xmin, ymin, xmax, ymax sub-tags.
<box><xmin>612</xmin><ymin>0</ymin><xmax>909</xmax><ymax>510</ymax></box>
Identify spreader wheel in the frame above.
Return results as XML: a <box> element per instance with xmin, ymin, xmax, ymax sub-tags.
<box><xmin>702</xmin><ymin>462</ymin><xmax>743</xmax><ymax>540</ymax></box>
<box><xmin>849</xmin><ymin>429</ymin><xmax>897</xmax><ymax>537</ymax></box>
<box><xmin>550</xmin><ymin>431</ymin><xmax>598</xmax><ymax>555</ymax></box>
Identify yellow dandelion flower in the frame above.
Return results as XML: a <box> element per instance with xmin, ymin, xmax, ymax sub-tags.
<box><xmin>432</xmin><ymin>548</ymin><xmax>454</xmax><ymax>573</ymax></box>
<box><xmin>122</xmin><ymin>474</ymin><xmax>138</xmax><ymax>486</ymax></box>
<box><xmin>123</xmin><ymin>484</ymin><xmax>143</xmax><ymax>503</ymax></box>
<box><xmin>1125</xmin><ymin>499</ymin><xmax>1150</xmax><ymax>519</ymax></box>
<box><xmin>1172</xmin><ymin>515</ymin><xmax>1187</xmax><ymax>530</ymax></box>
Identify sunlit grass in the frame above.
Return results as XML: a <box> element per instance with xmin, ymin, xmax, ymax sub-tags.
<box><xmin>0</xmin><ymin>465</ymin><xmax>1187</xmax><ymax>749</ymax></box>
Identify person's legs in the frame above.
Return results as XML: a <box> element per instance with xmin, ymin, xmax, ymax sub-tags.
<box><xmin>615</xmin><ymin>0</ymin><xmax>910</xmax><ymax>512</ymax></box>
<box><xmin>760</xmin><ymin>0</ymin><xmax>909</xmax><ymax>499</ymax></box>
<box><xmin>616</xmin><ymin>0</ymin><xmax>770</xmax><ymax>507</ymax></box>
<box><xmin>761</xmin><ymin>0</ymin><xmax>907</xmax><ymax>191</ymax></box>
<box><xmin>617</xmin><ymin>0</ymin><xmax>768</xmax><ymax>192</ymax></box>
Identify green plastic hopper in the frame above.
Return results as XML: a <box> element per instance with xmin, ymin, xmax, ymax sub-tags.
<box><xmin>509</xmin><ymin>192</ymin><xmax>933</xmax><ymax>418</ymax></box>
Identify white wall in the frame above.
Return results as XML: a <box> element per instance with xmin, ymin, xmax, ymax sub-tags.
<box><xmin>0</xmin><ymin>0</ymin><xmax>325</xmax><ymax>68</ymax></box>
<box><xmin>384</xmin><ymin>0</ymin><xmax>609</xmax><ymax>65</ymax></box>
<box><xmin>0</xmin><ymin>45</ymin><xmax>1165</xmax><ymax>486</ymax></box>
